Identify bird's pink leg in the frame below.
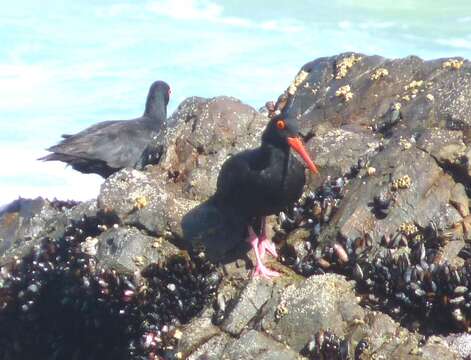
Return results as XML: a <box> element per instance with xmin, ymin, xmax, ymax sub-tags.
<box><xmin>258</xmin><ymin>217</ymin><xmax>278</xmax><ymax>259</ymax></box>
<box><xmin>247</xmin><ymin>226</ymin><xmax>280</xmax><ymax>278</ymax></box>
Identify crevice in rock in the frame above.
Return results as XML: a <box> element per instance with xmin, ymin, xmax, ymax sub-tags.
<box><xmin>416</xmin><ymin>144</ymin><xmax>471</xmax><ymax>199</ymax></box>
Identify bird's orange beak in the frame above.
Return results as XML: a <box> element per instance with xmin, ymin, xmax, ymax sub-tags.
<box><xmin>287</xmin><ymin>137</ymin><xmax>319</xmax><ymax>174</ymax></box>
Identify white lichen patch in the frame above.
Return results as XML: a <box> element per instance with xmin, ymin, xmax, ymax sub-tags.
<box><xmin>442</xmin><ymin>59</ymin><xmax>464</xmax><ymax>70</ymax></box>
<box><xmin>335</xmin><ymin>85</ymin><xmax>353</xmax><ymax>102</ymax></box>
<box><xmin>335</xmin><ymin>54</ymin><xmax>362</xmax><ymax>79</ymax></box>
<box><xmin>370</xmin><ymin>68</ymin><xmax>389</xmax><ymax>80</ymax></box>
<box><xmin>426</xmin><ymin>94</ymin><xmax>435</xmax><ymax>101</ymax></box>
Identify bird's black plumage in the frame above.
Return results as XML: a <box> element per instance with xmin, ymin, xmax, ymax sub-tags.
<box><xmin>211</xmin><ymin>114</ymin><xmax>318</xmax><ymax>277</ymax></box>
<box><xmin>39</xmin><ymin>80</ymin><xmax>170</xmax><ymax>178</ymax></box>
<box><xmin>214</xmin><ymin>115</ymin><xmax>310</xmax><ymax>220</ymax></box>
<box><xmin>214</xmin><ymin>143</ymin><xmax>305</xmax><ymax>219</ymax></box>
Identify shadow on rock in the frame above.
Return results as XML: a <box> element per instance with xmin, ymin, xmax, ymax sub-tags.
<box><xmin>181</xmin><ymin>197</ymin><xmax>249</xmax><ymax>263</ymax></box>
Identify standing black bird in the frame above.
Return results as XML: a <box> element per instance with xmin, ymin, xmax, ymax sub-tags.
<box><xmin>39</xmin><ymin>80</ymin><xmax>171</xmax><ymax>178</ymax></box>
<box><xmin>213</xmin><ymin>114</ymin><xmax>318</xmax><ymax>277</ymax></box>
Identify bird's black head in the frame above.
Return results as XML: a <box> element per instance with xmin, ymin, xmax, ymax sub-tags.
<box><xmin>149</xmin><ymin>80</ymin><xmax>171</xmax><ymax>105</ymax></box>
<box><xmin>262</xmin><ymin>115</ymin><xmax>300</xmax><ymax>148</ymax></box>
<box><xmin>145</xmin><ymin>80</ymin><xmax>171</xmax><ymax>120</ymax></box>
<box><xmin>262</xmin><ymin>114</ymin><xmax>318</xmax><ymax>174</ymax></box>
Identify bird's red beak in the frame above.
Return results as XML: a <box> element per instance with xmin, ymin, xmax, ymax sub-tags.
<box><xmin>287</xmin><ymin>137</ymin><xmax>319</xmax><ymax>174</ymax></box>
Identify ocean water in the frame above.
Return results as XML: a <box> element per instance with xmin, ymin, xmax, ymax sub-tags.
<box><xmin>0</xmin><ymin>0</ymin><xmax>470</xmax><ymax>205</ymax></box>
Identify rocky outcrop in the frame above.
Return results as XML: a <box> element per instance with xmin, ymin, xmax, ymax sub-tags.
<box><xmin>1</xmin><ymin>53</ymin><xmax>471</xmax><ymax>359</ymax></box>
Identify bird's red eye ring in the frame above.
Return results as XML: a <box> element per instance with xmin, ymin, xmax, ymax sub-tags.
<box><xmin>276</xmin><ymin>120</ymin><xmax>286</xmax><ymax>130</ymax></box>
<box><xmin>168</xmin><ymin>88</ymin><xmax>172</xmax><ymax>96</ymax></box>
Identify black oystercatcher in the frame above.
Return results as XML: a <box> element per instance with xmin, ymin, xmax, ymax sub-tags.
<box><xmin>213</xmin><ymin>114</ymin><xmax>318</xmax><ymax>277</ymax></box>
<box><xmin>39</xmin><ymin>81</ymin><xmax>170</xmax><ymax>178</ymax></box>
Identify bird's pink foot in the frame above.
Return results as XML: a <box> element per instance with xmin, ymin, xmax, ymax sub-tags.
<box><xmin>248</xmin><ymin>227</ymin><xmax>280</xmax><ymax>279</ymax></box>
<box><xmin>252</xmin><ymin>262</ymin><xmax>280</xmax><ymax>278</ymax></box>
<box><xmin>258</xmin><ymin>235</ymin><xmax>278</xmax><ymax>259</ymax></box>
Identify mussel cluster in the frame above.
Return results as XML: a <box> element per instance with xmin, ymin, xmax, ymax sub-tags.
<box><xmin>278</xmin><ymin>169</ymin><xmax>471</xmax><ymax>333</ymax></box>
<box><xmin>301</xmin><ymin>330</ymin><xmax>369</xmax><ymax>360</ymax></box>
<box><xmin>0</xmin><ymin>214</ymin><xmax>220</xmax><ymax>360</ymax></box>
<box><xmin>342</xmin><ymin>229</ymin><xmax>471</xmax><ymax>332</ymax></box>
<box><xmin>278</xmin><ymin>175</ymin><xmax>348</xmax><ymax>276</ymax></box>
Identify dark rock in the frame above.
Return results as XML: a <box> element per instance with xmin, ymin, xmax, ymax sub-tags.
<box><xmin>187</xmin><ymin>333</ymin><xmax>231</xmax><ymax>360</ymax></box>
<box><xmin>306</xmin><ymin>126</ymin><xmax>381</xmax><ymax>180</ymax></box>
<box><xmin>97</xmin><ymin>168</ymin><xmax>198</xmax><ymax>237</ymax></box>
<box><xmin>0</xmin><ymin>198</ymin><xmax>96</xmax><ymax>265</ymax></box>
<box><xmin>284</xmin><ymin>228</ymin><xmax>312</xmax><ymax>260</ymax></box>
<box><xmin>291</xmin><ymin>54</ymin><xmax>471</xmax><ymax>134</ymax></box>
<box><xmin>319</xmin><ymin>135</ymin><xmax>463</xmax><ymax>246</ymax></box>
<box><xmin>416</xmin><ymin>128</ymin><xmax>467</xmax><ymax>166</ymax></box>
<box><xmin>155</xmin><ymin>96</ymin><xmax>268</xmax><ymax>201</ymax></box>
<box><xmin>96</xmin><ymin>226</ymin><xmax>180</xmax><ymax>274</ymax></box>
<box><xmin>223</xmin><ymin>329</ymin><xmax>300</xmax><ymax>360</ymax></box>
<box><xmin>221</xmin><ymin>277</ymin><xmax>274</xmax><ymax>335</ymax></box>
<box><xmin>263</xmin><ymin>274</ymin><xmax>364</xmax><ymax>352</ymax></box>
<box><xmin>0</xmin><ymin>198</ymin><xmax>62</xmax><ymax>257</ymax></box>
<box><xmin>181</xmin><ymin>198</ymin><xmax>248</xmax><ymax>261</ymax></box>
<box><xmin>177</xmin><ymin>308</ymin><xmax>221</xmax><ymax>358</ymax></box>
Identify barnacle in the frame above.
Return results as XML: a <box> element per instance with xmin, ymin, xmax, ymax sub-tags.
<box><xmin>391</xmin><ymin>175</ymin><xmax>412</xmax><ymax>190</ymax></box>
<box><xmin>336</xmin><ymin>85</ymin><xmax>353</xmax><ymax>102</ymax></box>
<box><xmin>442</xmin><ymin>59</ymin><xmax>464</xmax><ymax>70</ymax></box>
<box><xmin>335</xmin><ymin>54</ymin><xmax>362</xmax><ymax>79</ymax></box>
<box><xmin>370</xmin><ymin>68</ymin><xmax>389</xmax><ymax>80</ymax></box>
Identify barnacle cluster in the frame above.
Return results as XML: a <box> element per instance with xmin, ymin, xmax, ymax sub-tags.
<box><xmin>399</xmin><ymin>137</ymin><xmax>412</xmax><ymax>150</ymax></box>
<box><xmin>442</xmin><ymin>59</ymin><xmax>464</xmax><ymax>70</ymax></box>
<box><xmin>404</xmin><ymin>80</ymin><xmax>424</xmax><ymax>91</ymax></box>
<box><xmin>335</xmin><ymin>55</ymin><xmax>362</xmax><ymax>80</ymax></box>
<box><xmin>370</xmin><ymin>68</ymin><xmax>389</xmax><ymax>80</ymax></box>
<box><xmin>391</xmin><ymin>175</ymin><xmax>412</xmax><ymax>190</ymax></box>
<box><xmin>335</xmin><ymin>85</ymin><xmax>353</xmax><ymax>102</ymax></box>
<box><xmin>400</xmin><ymin>222</ymin><xmax>419</xmax><ymax>237</ymax></box>
<box><xmin>0</xmin><ymin>214</ymin><xmax>219</xmax><ymax>359</ymax></box>
<box><xmin>288</xmin><ymin>70</ymin><xmax>310</xmax><ymax>95</ymax></box>
<box><xmin>134</xmin><ymin>196</ymin><xmax>148</xmax><ymax>209</ymax></box>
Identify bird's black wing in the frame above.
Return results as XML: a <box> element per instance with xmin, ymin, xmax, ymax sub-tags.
<box><xmin>216</xmin><ymin>148</ymin><xmax>269</xmax><ymax>197</ymax></box>
<box><xmin>43</xmin><ymin>118</ymin><xmax>154</xmax><ymax>169</ymax></box>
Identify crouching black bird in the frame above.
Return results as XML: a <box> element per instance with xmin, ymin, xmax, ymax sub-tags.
<box><xmin>213</xmin><ymin>114</ymin><xmax>319</xmax><ymax>278</ymax></box>
<box><xmin>39</xmin><ymin>80</ymin><xmax>171</xmax><ymax>178</ymax></box>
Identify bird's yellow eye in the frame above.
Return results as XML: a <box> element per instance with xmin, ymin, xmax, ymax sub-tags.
<box><xmin>276</xmin><ymin>120</ymin><xmax>286</xmax><ymax>130</ymax></box>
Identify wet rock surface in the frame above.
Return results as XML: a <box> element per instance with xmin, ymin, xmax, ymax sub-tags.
<box><xmin>1</xmin><ymin>53</ymin><xmax>471</xmax><ymax>359</ymax></box>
